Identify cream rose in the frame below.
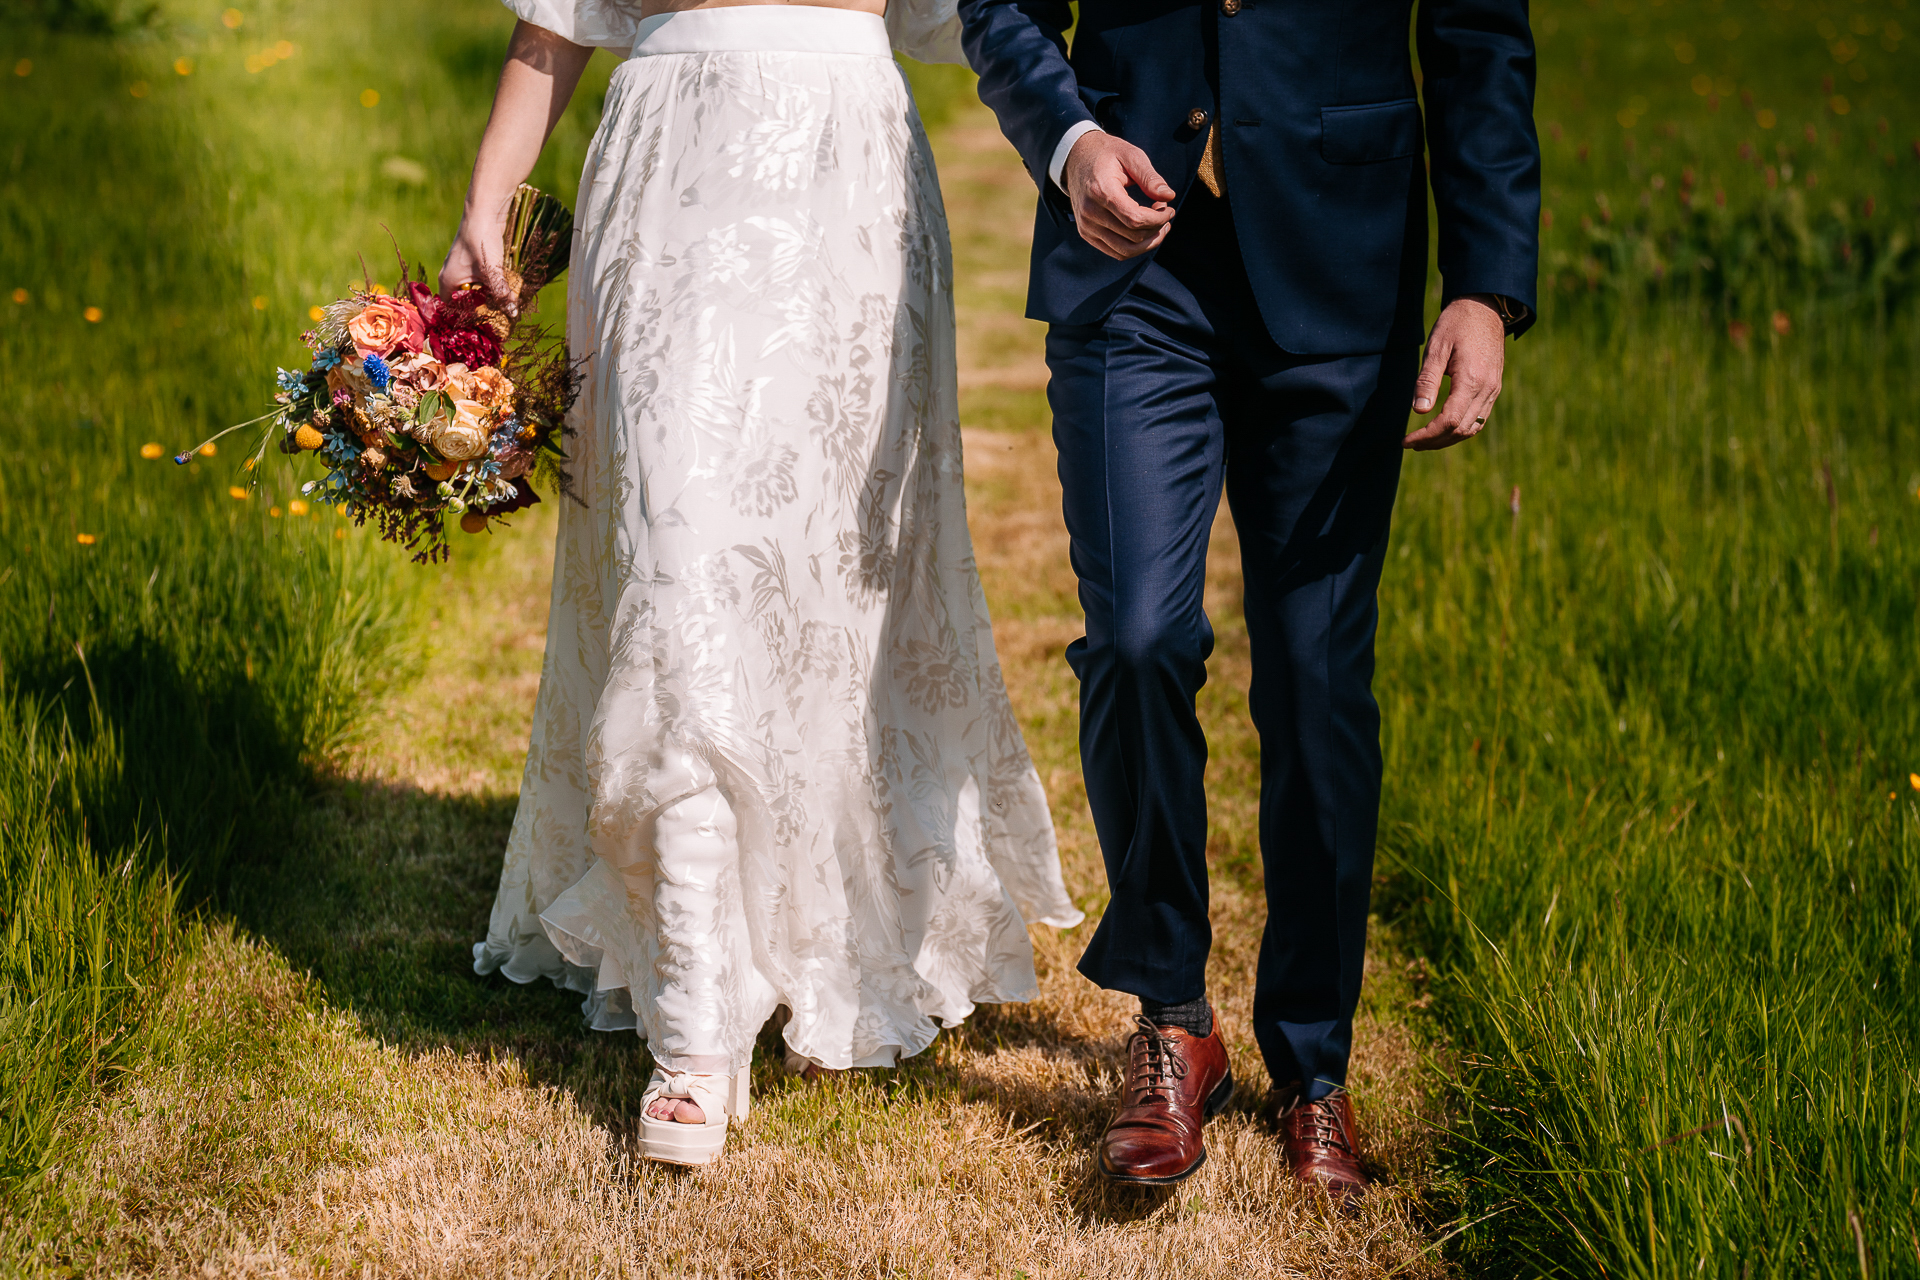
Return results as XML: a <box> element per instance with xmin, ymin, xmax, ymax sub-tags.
<box><xmin>427</xmin><ymin>398</ymin><xmax>492</xmax><ymax>462</ymax></box>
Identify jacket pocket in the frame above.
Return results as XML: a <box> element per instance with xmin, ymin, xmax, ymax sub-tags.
<box><xmin>1319</xmin><ymin>99</ymin><xmax>1423</xmax><ymax>165</ymax></box>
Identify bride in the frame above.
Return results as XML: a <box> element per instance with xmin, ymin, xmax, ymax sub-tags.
<box><xmin>449</xmin><ymin>0</ymin><xmax>1081</xmax><ymax>1165</ymax></box>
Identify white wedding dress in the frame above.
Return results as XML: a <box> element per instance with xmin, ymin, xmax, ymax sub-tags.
<box><xmin>473</xmin><ymin>0</ymin><xmax>1082</xmax><ymax>1076</ymax></box>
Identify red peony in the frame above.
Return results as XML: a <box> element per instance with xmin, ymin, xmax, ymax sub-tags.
<box><xmin>427</xmin><ymin>291</ymin><xmax>505</xmax><ymax>367</ymax></box>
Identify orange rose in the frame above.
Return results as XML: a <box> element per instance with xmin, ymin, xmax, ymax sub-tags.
<box><xmin>463</xmin><ymin>365</ymin><xmax>515</xmax><ymax>412</ymax></box>
<box><xmin>346</xmin><ymin>296</ymin><xmax>427</xmax><ymax>360</ymax></box>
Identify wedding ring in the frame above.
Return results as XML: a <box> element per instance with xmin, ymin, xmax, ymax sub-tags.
<box><xmin>1474</xmin><ymin>416</ymin><xmax>1487</xmax><ymax>425</ymax></box>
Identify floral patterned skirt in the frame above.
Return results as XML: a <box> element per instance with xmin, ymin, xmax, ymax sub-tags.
<box><xmin>472</xmin><ymin>9</ymin><xmax>1081</xmax><ymax>1074</ymax></box>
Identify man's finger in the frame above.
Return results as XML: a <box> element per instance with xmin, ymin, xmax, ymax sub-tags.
<box><xmin>1411</xmin><ymin>340</ymin><xmax>1449</xmax><ymax>414</ymax></box>
<box><xmin>1083</xmin><ymin>204</ymin><xmax>1167</xmax><ymax>244</ymax></box>
<box><xmin>1089</xmin><ymin>180</ymin><xmax>1174</xmax><ymax>233</ymax></box>
<box><xmin>1115</xmin><ymin>146</ymin><xmax>1176</xmax><ymax>203</ymax></box>
<box><xmin>1085</xmin><ymin>223</ymin><xmax>1168</xmax><ymax>261</ymax></box>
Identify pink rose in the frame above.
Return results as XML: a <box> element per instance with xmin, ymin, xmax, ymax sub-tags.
<box><xmin>346</xmin><ymin>297</ymin><xmax>427</xmax><ymax>360</ymax></box>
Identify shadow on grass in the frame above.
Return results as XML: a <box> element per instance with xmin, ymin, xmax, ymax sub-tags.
<box><xmin>220</xmin><ymin>777</ymin><xmax>662</xmax><ymax>1127</ymax></box>
<box><xmin>220</xmin><ymin>768</ymin><xmax>1213</xmax><ymax>1226</ymax></box>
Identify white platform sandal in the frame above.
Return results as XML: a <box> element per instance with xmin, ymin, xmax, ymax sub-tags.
<box><xmin>639</xmin><ymin>1065</ymin><xmax>752</xmax><ymax>1166</ymax></box>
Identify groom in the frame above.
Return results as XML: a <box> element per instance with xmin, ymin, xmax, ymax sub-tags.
<box><xmin>957</xmin><ymin>0</ymin><xmax>1539</xmax><ymax>1190</ymax></box>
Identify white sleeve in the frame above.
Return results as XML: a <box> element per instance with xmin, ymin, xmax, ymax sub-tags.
<box><xmin>885</xmin><ymin>0</ymin><xmax>967</xmax><ymax>65</ymax></box>
<box><xmin>502</xmin><ymin>0</ymin><xmax>643</xmax><ymax>52</ymax></box>
<box><xmin>1048</xmin><ymin>121</ymin><xmax>1103</xmax><ymax>191</ymax></box>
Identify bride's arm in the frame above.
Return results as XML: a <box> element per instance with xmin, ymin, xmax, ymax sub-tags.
<box><xmin>441</xmin><ymin>20</ymin><xmax>594</xmax><ymax>299</ymax></box>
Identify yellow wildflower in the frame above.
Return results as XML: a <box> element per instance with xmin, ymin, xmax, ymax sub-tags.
<box><xmin>83</xmin><ymin>307</ymin><xmax>103</xmax><ymax>323</ymax></box>
<box><xmin>76</xmin><ymin>533</ymin><xmax>96</xmax><ymax>545</ymax></box>
<box><xmin>140</xmin><ymin>442</ymin><xmax>163</xmax><ymax>459</ymax></box>
<box><xmin>228</xmin><ymin>486</ymin><xmax>249</xmax><ymax>500</ymax></box>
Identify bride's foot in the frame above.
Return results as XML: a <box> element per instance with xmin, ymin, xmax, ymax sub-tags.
<box><xmin>638</xmin><ymin>1066</ymin><xmax>748</xmax><ymax>1165</ymax></box>
<box><xmin>645</xmin><ymin>1094</ymin><xmax>705</xmax><ymax>1124</ymax></box>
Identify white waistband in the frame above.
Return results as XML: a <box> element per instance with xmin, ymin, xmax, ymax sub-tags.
<box><xmin>631</xmin><ymin>6</ymin><xmax>892</xmax><ymax>56</ymax></box>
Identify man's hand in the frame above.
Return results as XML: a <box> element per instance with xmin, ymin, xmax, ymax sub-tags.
<box><xmin>1063</xmin><ymin>131</ymin><xmax>1177</xmax><ymax>261</ymax></box>
<box><xmin>1404</xmin><ymin>294</ymin><xmax>1507</xmax><ymax>451</ymax></box>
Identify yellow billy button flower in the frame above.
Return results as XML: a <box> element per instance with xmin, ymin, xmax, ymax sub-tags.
<box><xmin>76</xmin><ymin>533</ymin><xmax>96</xmax><ymax>545</ymax></box>
<box><xmin>293</xmin><ymin>424</ymin><xmax>325</xmax><ymax>451</ymax></box>
<box><xmin>228</xmin><ymin>486</ymin><xmax>249</xmax><ymax>500</ymax></box>
<box><xmin>140</xmin><ymin>442</ymin><xmax>164</xmax><ymax>459</ymax></box>
<box><xmin>289</xmin><ymin>499</ymin><xmax>309</xmax><ymax>515</ymax></box>
<box><xmin>83</xmin><ymin>307</ymin><xmax>103</xmax><ymax>322</ymax></box>
<box><xmin>1910</xmin><ymin>772</ymin><xmax>1920</xmax><ymax>791</ymax></box>
<box><xmin>199</xmin><ymin>442</ymin><xmax>217</xmax><ymax>456</ymax></box>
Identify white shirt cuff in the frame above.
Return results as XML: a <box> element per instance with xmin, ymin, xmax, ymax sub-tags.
<box><xmin>1048</xmin><ymin>121</ymin><xmax>1104</xmax><ymax>192</ymax></box>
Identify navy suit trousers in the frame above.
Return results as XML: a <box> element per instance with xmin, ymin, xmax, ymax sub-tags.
<box><xmin>1048</xmin><ymin>191</ymin><xmax>1415</xmax><ymax>1099</ymax></box>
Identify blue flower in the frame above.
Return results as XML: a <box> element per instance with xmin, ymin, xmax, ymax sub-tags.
<box><xmin>322</xmin><ymin>429</ymin><xmax>362</xmax><ymax>466</ymax></box>
<box><xmin>363</xmin><ymin>353</ymin><xmax>391</xmax><ymax>391</ymax></box>
<box><xmin>276</xmin><ymin>367</ymin><xmax>307</xmax><ymax>393</ymax></box>
<box><xmin>311</xmin><ymin>347</ymin><xmax>343</xmax><ymax>372</ymax></box>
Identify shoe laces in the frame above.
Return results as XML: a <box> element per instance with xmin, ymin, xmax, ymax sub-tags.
<box><xmin>1292</xmin><ymin>1093</ymin><xmax>1355</xmax><ymax>1154</ymax></box>
<box><xmin>1128</xmin><ymin>1017</ymin><xmax>1190</xmax><ymax>1098</ymax></box>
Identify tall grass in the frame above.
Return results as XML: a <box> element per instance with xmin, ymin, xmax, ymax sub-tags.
<box><xmin>1380</xmin><ymin>291</ymin><xmax>1920</xmax><ymax>1274</ymax></box>
<box><xmin>1370</xmin><ymin>6</ymin><xmax>1920</xmax><ymax>1271</ymax></box>
<box><xmin>0</xmin><ymin>0</ymin><xmax>488</xmax><ymax>1227</ymax></box>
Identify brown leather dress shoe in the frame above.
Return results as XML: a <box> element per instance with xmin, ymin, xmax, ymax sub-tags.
<box><xmin>1272</xmin><ymin>1082</ymin><xmax>1370</xmax><ymax>1197</ymax></box>
<box><xmin>1098</xmin><ymin>1014</ymin><xmax>1234</xmax><ymax>1184</ymax></box>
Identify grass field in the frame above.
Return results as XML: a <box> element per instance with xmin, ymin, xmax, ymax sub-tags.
<box><xmin>3</xmin><ymin>0</ymin><xmax>1918</xmax><ymax>1275</ymax></box>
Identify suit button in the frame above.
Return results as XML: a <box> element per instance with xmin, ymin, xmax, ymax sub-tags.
<box><xmin>1187</xmin><ymin>107</ymin><xmax>1210</xmax><ymax>130</ymax></box>
<box><xmin>1221</xmin><ymin>0</ymin><xmax>1241</xmax><ymax>13</ymax></box>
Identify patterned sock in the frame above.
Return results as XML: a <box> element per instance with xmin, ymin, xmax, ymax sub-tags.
<box><xmin>1140</xmin><ymin>996</ymin><xmax>1213</xmax><ymax>1038</ymax></box>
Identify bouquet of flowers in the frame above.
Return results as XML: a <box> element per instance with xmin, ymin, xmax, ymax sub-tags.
<box><xmin>184</xmin><ymin>185</ymin><xmax>581</xmax><ymax>563</ymax></box>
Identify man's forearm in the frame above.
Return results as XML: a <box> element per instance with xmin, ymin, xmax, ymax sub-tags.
<box><xmin>1417</xmin><ymin>0</ymin><xmax>1541</xmax><ymax>327</ymax></box>
<box><xmin>957</xmin><ymin>0</ymin><xmax>1092</xmax><ymax>190</ymax></box>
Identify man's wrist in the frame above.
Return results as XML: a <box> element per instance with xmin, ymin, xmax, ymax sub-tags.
<box><xmin>1450</xmin><ymin>292</ymin><xmax>1531</xmax><ymax>335</ymax></box>
<box><xmin>1049</xmin><ymin>121</ymin><xmax>1104</xmax><ymax>192</ymax></box>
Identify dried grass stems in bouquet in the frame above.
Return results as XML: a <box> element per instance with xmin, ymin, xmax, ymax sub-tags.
<box><xmin>180</xmin><ymin>185</ymin><xmax>582</xmax><ymax>563</ymax></box>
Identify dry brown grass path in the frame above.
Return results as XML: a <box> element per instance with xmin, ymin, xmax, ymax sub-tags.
<box><xmin>56</xmin><ymin>103</ymin><xmax>1449</xmax><ymax>1279</ymax></box>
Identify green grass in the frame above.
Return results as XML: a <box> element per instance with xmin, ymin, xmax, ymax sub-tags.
<box><xmin>1379</xmin><ymin>3</ymin><xmax>1920</xmax><ymax>1272</ymax></box>
<box><xmin>0</xmin><ymin>0</ymin><xmax>604</xmax><ymax>1243</ymax></box>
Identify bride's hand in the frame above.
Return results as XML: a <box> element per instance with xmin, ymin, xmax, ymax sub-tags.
<box><xmin>440</xmin><ymin>219</ymin><xmax>504</xmax><ymax>302</ymax></box>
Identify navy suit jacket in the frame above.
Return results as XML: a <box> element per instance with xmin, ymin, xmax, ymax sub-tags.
<box><xmin>956</xmin><ymin>0</ymin><xmax>1541</xmax><ymax>355</ymax></box>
